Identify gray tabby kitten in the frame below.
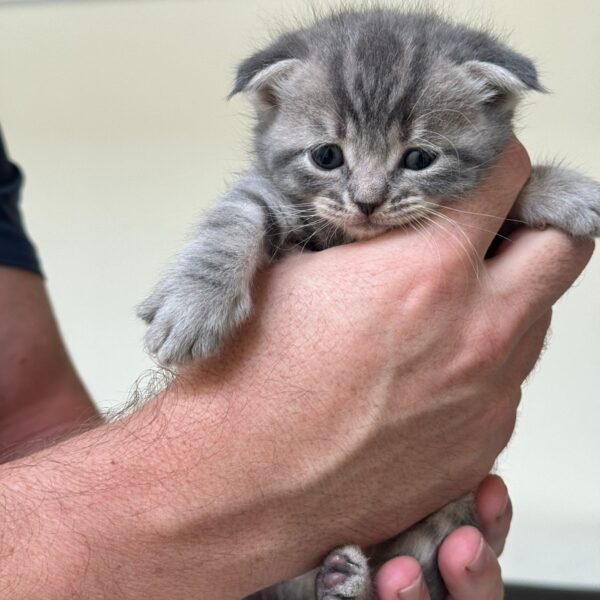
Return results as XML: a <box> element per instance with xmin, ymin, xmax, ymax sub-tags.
<box><xmin>138</xmin><ymin>8</ymin><xmax>600</xmax><ymax>600</ymax></box>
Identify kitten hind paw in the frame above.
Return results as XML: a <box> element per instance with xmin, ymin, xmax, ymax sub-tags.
<box><xmin>316</xmin><ymin>546</ymin><xmax>373</xmax><ymax>600</ymax></box>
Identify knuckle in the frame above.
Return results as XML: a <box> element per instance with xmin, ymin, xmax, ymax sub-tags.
<box><xmin>418</xmin><ymin>254</ymin><xmax>475</xmax><ymax>304</ymax></box>
<box><xmin>547</xmin><ymin>229</ymin><xmax>594</xmax><ymax>266</ymax></box>
<box><xmin>570</xmin><ymin>235</ymin><xmax>595</xmax><ymax>266</ymax></box>
<box><xmin>463</xmin><ymin>318</ymin><xmax>511</xmax><ymax>374</ymax></box>
<box><xmin>437</xmin><ymin>247</ymin><xmax>475</xmax><ymax>278</ymax></box>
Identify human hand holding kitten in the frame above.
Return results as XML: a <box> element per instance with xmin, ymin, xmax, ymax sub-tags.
<box><xmin>139</xmin><ymin>8</ymin><xmax>598</xmax><ymax>599</ymax></box>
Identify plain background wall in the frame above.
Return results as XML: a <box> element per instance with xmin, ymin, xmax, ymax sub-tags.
<box><xmin>0</xmin><ymin>0</ymin><xmax>598</xmax><ymax>589</ymax></box>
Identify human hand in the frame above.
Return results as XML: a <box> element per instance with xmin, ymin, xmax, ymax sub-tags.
<box><xmin>181</xmin><ymin>137</ymin><xmax>590</xmax><ymax>542</ymax></box>
<box><xmin>376</xmin><ymin>475</ymin><xmax>511</xmax><ymax>600</ymax></box>
<box><xmin>166</xmin><ymin>137</ymin><xmax>592</xmax><ymax>596</ymax></box>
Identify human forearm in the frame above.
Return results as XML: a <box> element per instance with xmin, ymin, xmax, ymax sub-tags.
<box><xmin>0</xmin><ymin>267</ymin><xmax>98</xmax><ymax>456</ymax></box>
<box><xmin>0</xmin><ymin>385</ymin><xmax>400</xmax><ymax>600</ymax></box>
<box><xmin>0</xmin><ymin>371</ymin><xmax>463</xmax><ymax>600</ymax></box>
<box><xmin>0</xmin><ymin>398</ymin><xmax>251</xmax><ymax>600</ymax></box>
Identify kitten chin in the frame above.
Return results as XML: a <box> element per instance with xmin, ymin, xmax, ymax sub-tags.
<box><xmin>338</xmin><ymin>211</ymin><xmax>429</xmax><ymax>240</ymax></box>
<box><xmin>339</xmin><ymin>221</ymin><xmax>390</xmax><ymax>240</ymax></box>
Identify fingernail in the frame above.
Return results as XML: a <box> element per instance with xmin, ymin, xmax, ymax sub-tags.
<box><xmin>397</xmin><ymin>574</ymin><xmax>426</xmax><ymax>600</ymax></box>
<box><xmin>466</xmin><ymin>536</ymin><xmax>488</xmax><ymax>573</ymax></box>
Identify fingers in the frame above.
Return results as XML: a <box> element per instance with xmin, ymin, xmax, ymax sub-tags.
<box><xmin>488</xmin><ymin>227</ymin><xmax>594</xmax><ymax>335</ymax></box>
<box><xmin>438</xmin><ymin>526</ymin><xmax>503</xmax><ymax>600</ymax></box>
<box><xmin>437</xmin><ymin>136</ymin><xmax>532</xmax><ymax>259</ymax></box>
<box><xmin>375</xmin><ymin>556</ymin><xmax>431</xmax><ymax>600</ymax></box>
<box><xmin>377</xmin><ymin>476</ymin><xmax>512</xmax><ymax>600</ymax></box>
<box><xmin>376</xmin><ymin>527</ymin><xmax>504</xmax><ymax>600</ymax></box>
<box><xmin>440</xmin><ymin>477</ymin><xmax>511</xmax><ymax>598</ymax></box>
<box><xmin>474</xmin><ymin>475</ymin><xmax>513</xmax><ymax>556</ymax></box>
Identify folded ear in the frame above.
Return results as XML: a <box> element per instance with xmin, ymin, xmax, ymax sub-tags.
<box><xmin>229</xmin><ymin>33</ymin><xmax>307</xmax><ymax>110</ymax></box>
<box><xmin>463</xmin><ymin>54</ymin><xmax>545</xmax><ymax>109</ymax></box>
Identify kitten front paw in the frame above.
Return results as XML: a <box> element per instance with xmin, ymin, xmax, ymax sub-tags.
<box><xmin>316</xmin><ymin>546</ymin><xmax>374</xmax><ymax>600</ymax></box>
<box><xmin>571</xmin><ymin>196</ymin><xmax>600</xmax><ymax>237</ymax></box>
<box><xmin>138</xmin><ymin>279</ymin><xmax>252</xmax><ymax>366</ymax></box>
<box><xmin>551</xmin><ymin>180</ymin><xmax>600</xmax><ymax>237</ymax></box>
<box><xmin>518</xmin><ymin>166</ymin><xmax>600</xmax><ymax>238</ymax></box>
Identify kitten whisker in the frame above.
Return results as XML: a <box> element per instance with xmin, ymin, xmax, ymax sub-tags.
<box><xmin>419</xmin><ymin>209</ymin><xmax>482</xmax><ymax>279</ymax></box>
<box><xmin>298</xmin><ymin>218</ymin><xmax>335</xmax><ymax>251</ymax></box>
<box><xmin>419</xmin><ymin>213</ymin><xmax>481</xmax><ymax>279</ymax></box>
<box><xmin>423</xmin><ymin>206</ymin><xmax>513</xmax><ymax>243</ymax></box>
<box><xmin>277</xmin><ymin>217</ymin><xmax>331</xmax><ymax>237</ymax></box>
<box><xmin>420</xmin><ymin>200</ymin><xmax>526</xmax><ymax>228</ymax></box>
<box><xmin>410</xmin><ymin>217</ymin><xmax>443</xmax><ymax>271</ymax></box>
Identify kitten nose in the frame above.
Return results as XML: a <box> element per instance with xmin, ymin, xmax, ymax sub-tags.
<box><xmin>354</xmin><ymin>200</ymin><xmax>383</xmax><ymax>216</ymax></box>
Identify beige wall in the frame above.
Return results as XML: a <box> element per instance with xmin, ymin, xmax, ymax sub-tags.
<box><xmin>0</xmin><ymin>0</ymin><xmax>598</xmax><ymax>589</ymax></box>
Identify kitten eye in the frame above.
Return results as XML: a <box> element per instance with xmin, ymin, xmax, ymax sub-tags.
<box><xmin>310</xmin><ymin>144</ymin><xmax>344</xmax><ymax>170</ymax></box>
<box><xmin>401</xmin><ymin>148</ymin><xmax>436</xmax><ymax>171</ymax></box>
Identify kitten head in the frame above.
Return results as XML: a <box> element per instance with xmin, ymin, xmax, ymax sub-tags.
<box><xmin>231</xmin><ymin>9</ymin><xmax>543</xmax><ymax>240</ymax></box>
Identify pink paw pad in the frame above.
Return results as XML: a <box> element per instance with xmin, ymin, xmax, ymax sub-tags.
<box><xmin>316</xmin><ymin>545</ymin><xmax>372</xmax><ymax>600</ymax></box>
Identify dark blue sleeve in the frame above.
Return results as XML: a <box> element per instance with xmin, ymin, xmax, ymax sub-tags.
<box><xmin>0</xmin><ymin>164</ymin><xmax>43</xmax><ymax>276</ymax></box>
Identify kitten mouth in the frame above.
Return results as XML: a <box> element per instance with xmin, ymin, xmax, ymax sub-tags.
<box><xmin>340</xmin><ymin>208</ymin><xmax>427</xmax><ymax>239</ymax></box>
<box><xmin>342</xmin><ymin>217</ymin><xmax>390</xmax><ymax>239</ymax></box>
<box><xmin>353</xmin><ymin>218</ymin><xmax>387</xmax><ymax>230</ymax></box>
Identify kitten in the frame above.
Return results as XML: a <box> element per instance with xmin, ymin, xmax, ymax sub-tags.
<box><xmin>138</xmin><ymin>8</ymin><xmax>600</xmax><ymax>600</ymax></box>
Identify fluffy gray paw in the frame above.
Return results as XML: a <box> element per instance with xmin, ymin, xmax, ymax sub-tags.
<box><xmin>138</xmin><ymin>278</ymin><xmax>251</xmax><ymax>366</ymax></box>
<box><xmin>571</xmin><ymin>196</ymin><xmax>600</xmax><ymax>237</ymax></box>
<box><xmin>316</xmin><ymin>546</ymin><xmax>373</xmax><ymax>600</ymax></box>
<box><xmin>518</xmin><ymin>165</ymin><xmax>600</xmax><ymax>238</ymax></box>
